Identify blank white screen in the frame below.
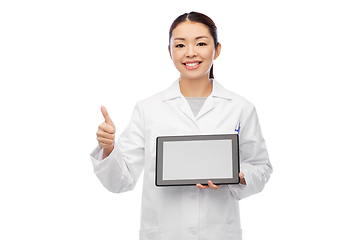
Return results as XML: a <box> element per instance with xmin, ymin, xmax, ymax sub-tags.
<box><xmin>163</xmin><ymin>139</ymin><xmax>233</xmax><ymax>180</ymax></box>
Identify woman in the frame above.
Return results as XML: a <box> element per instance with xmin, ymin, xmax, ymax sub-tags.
<box><xmin>91</xmin><ymin>12</ymin><xmax>272</xmax><ymax>240</ymax></box>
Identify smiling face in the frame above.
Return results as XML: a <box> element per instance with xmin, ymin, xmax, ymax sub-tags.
<box><xmin>169</xmin><ymin>21</ymin><xmax>221</xmax><ymax>81</ymax></box>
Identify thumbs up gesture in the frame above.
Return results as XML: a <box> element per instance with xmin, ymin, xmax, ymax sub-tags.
<box><xmin>97</xmin><ymin>106</ymin><xmax>116</xmax><ymax>157</ymax></box>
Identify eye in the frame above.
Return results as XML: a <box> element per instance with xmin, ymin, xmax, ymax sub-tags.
<box><xmin>175</xmin><ymin>44</ymin><xmax>185</xmax><ymax>48</ymax></box>
<box><xmin>197</xmin><ymin>42</ymin><xmax>207</xmax><ymax>46</ymax></box>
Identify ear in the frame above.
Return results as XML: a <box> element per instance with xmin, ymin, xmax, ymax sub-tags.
<box><xmin>214</xmin><ymin>42</ymin><xmax>221</xmax><ymax>60</ymax></box>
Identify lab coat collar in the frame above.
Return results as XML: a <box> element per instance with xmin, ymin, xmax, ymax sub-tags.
<box><xmin>162</xmin><ymin>78</ymin><xmax>232</xmax><ymax>101</ymax></box>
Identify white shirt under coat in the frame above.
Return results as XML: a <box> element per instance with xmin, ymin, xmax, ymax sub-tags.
<box><xmin>90</xmin><ymin>79</ymin><xmax>273</xmax><ymax>240</ymax></box>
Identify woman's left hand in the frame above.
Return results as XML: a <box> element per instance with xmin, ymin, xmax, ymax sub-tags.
<box><xmin>239</xmin><ymin>172</ymin><xmax>246</xmax><ymax>185</ymax></box>
<box><xmin>196</xmin><ymin>172</ymin><xmax>246</xmax><ymax>190</ymax></box>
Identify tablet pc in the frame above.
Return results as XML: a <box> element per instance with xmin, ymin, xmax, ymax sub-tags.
<box><xmin>156</xmin><ymin>134</ymin><xmax>239</xmax><ymax>187</ymax></box>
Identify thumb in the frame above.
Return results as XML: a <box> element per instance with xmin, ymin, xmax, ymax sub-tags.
<box><xmin>239</xmin><ymin>172</ymin><xmax>246</xmax><ymax>185</ymax></box>
<box><xmin>101</xmin><ymin>106</ymin><xmax>114</xmax><ymax>126</ymax></box>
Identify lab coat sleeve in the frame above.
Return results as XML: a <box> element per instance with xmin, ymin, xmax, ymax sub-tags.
<box><xmin>228</xmin><ymin>107</ymin><xmax>273</xmax><ymax>200</ymax></box>
<box><xmin>90</xmin><ymin>103</ymin><xmax>145</xmax><ymax>193</ymax></box>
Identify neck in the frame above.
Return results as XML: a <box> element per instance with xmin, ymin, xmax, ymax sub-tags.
<box><xmin>179</xmin><ymin>75</ymin><xmax>213</xmax><ymax>97</ymax></box>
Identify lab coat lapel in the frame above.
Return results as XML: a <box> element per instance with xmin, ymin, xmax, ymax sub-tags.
<box><xmin>162</xmin><ymin>79</ymin><xmax>197</xmax><ymax>123</ymax></box>
<box><xmin>195</xmin><ymin>96</ymin><xmax>214</xmax><ymax>120</ymax></box>
<box><xmin>178</xmin><ymin>95</ymin><xmax>197</xmax><ymax>123</ymax></box>
<box><xmin>163</xmin><ymin>79</ymin><xmax>231</xmax><ymax>123</ymax></box>
<box><xmin>195</xmin><ymin>79</ymin><xmax>232</xmax><ymax>119</ymax></box>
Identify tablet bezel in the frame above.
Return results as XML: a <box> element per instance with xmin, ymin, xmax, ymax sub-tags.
<box><xmin>156</xmin><ymin>134</ymin><xmax>240</xmax><ymax>187</ymax></box>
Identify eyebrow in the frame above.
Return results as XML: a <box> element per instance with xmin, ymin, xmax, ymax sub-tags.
<box><xmin>195</xmin><ymin>36</ymin><xmax>208</xmax><ymax>40</ymax></box>
<box><xmin>174</xmin><ymin>36</ymin><xmax>209</xmax><ymax>41</ymax></box>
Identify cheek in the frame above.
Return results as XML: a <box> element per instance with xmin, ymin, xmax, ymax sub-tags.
<box><xmin>199</xmin><ymin>48</ymin><xmax>215</xmax><ymax>60</ymax></box>
<box><xmin>171</xmin><ymin>50</ymin><xmax>183</xmax><ymax>63</ymax></box>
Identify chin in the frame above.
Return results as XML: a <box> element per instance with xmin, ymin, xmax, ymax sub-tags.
<box><xmin>181</xmin><ymin>72</ymin><xmax>209</xmax><ymax>80</ymax></box>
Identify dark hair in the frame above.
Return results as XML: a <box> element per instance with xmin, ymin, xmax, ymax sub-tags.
<box><xmin>169</xmin><ymin>12</ymin><xmax>219</xmax><ymax>79</ymax></box>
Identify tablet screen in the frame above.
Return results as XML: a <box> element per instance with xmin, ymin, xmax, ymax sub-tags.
<box><xmin>163</xmin><ymin>139</ymin><xmax>232</xmax><ymax>180</ymax></box>
<box><xmin>156</xmin><ymin>134</ymin><xmax>239</xmax><ymax>186</ymax></box>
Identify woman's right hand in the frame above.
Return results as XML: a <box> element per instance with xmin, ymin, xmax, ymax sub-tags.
<box><xmin>97</xmin><ymin>106</ymin><xmax>116</xmax><ymax>159</ymax></box>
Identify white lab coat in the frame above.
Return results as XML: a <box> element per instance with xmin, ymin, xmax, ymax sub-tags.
<box><xmin>90</xmin><ymin>79</ymin><xmax>272</xmax><ymax>240</ymax></box>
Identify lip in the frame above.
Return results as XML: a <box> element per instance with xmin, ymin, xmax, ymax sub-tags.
<box><xmin>182</xmin><ymin>61</ymin><xmax>202</xmax><ymax>70</ymax></box>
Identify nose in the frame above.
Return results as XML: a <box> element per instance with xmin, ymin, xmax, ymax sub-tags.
<box><xmin>186</xmin><ymin>46</ymin><xmax>197</xmax><ymax>58</ymax></box>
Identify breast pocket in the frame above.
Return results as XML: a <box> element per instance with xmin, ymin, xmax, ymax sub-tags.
<box><xmin>207</xmin><ymin>128</ymin><xmax>237</xmax><ymax>135</ymax></box>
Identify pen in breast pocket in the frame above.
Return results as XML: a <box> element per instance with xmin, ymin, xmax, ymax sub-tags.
<box><xmin>235</xmin><ymin>122</ymin><xmax>241</xmax><ymax>135</ymax></box>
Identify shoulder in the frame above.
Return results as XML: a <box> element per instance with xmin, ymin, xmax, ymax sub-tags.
<box><xmin>230</xmin><ymin>90</ymin><xmax>255</xmax><ymax>109</ymax></box>
<box><xmin>213</xmin><ymin>79</ymin><xmax>255</xmax><ymax>110</ymax></box>
<box><xmin>135</xmin><ymin>81</ymin><xmax>176</xmax><ymax>109</ymax></box>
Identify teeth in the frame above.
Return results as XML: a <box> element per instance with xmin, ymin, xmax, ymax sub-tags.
<box><xmin>185</xmin><ymin>62</ymin><xmax>200</xmax><ymax>67</ymax></box>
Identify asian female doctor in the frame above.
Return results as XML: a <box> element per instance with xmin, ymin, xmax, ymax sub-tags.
<box><xmin>90</xmin><ymin>12</ymin><xmax>272</xmax><ymax>240</ymax></box>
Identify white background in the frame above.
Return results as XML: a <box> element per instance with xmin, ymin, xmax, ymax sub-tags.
<box><xmin>1</xmin><ymin>0</ymin><xmax>359</xmax><ymax>239</ymax></box>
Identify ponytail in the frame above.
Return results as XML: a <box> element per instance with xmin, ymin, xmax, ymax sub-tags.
<box><xmin>210</xmin><ymin>65</ymin><xmax>214</xmax><ymax>79</ymax></box>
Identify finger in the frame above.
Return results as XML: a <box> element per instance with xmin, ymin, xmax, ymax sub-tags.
<box><xmin>97</xmin><ymin>129</ymin><xmax>115</xmax><ymax>140</ymax></box>
<box><xmin>97</xmin><ymin>136</ymin><xmax>114</xmax><ymax>146</ymax></box>
<box><xmin>97</xmin><ymin>135</ymin><xmax>115</xmax><ymax>148</ymax></box>
<box><xmin>239</xmin><ymin>172</ymin><xmax>247</xmax><ymax>185</ymax></box>
<box><xmin>196</xmin><ymin>183</ymin><xmax>209</xmax><ymax>189</ymax></box>
<box><xmin>101</xmin><ymin>106</ymin><xmax>114</xmax><ymax>127</ymax></box>
<box><xmin>99</xmin><ymin>122</ymin><xmax>115</xmax><ymax>134</ymax></box>
<box><xmin>208</xmin><ymin>180</ymin><xmax>221</xmax><ymax>190</ymax></box>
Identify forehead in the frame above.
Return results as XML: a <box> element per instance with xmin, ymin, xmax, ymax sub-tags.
<box><xmin>172</xmin><ymin>21</ymin><xmax>212</xmax><ymax>40</ymax></box>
